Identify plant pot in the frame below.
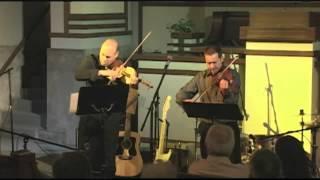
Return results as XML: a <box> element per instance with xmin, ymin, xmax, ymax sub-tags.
<box><xmin>170</xmin><ymin>32</ymin><xmax>205</xmax><ymax>39</ymax></box>
<box><xmin>168</xmin><ymin>32</ymin><xmax>205</xmax><ymax>55</ymax></box>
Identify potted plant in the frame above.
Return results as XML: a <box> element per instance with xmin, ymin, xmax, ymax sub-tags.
<box><xmin>166</xmin><ymin>18</ymin><xmax>204</xmax><ymax>39</ymax></box>
<box><xmin>166</xmin><ymin>18</ymin><xmax>205</xmax><ymax>54</ymax></box>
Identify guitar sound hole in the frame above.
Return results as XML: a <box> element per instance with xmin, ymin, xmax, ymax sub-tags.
<box><xmin>116</xmin><ymin>137</ymin><xmax>137</xmax><ymax>156</ymax></box>
<box><xmin>121</xmin><ymin>137</ymin><xmax>132</xmax><ymax>149</ymax></box>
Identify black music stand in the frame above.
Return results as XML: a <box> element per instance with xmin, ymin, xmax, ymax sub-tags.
<box><xmin>182</xmin><ymin>102</ymin><xmax>244</xmax><ymax>120</ymax></box>
<box><xmin>76</xmin><ymin>85</ymin><xmax>129</xmax><ymax>115</ymax></box>
<box><xmin>182</xmin><ymin>102</ymin><xmax>243</xmax><ymax>163</ymax></box>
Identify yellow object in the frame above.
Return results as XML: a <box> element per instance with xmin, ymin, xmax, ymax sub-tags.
<box><xmin>120</xmin><ymin>66</ymin><xmax>138</xmax><ymax>85</ymax></box>
<box><xmin>243</xmin><ymin>42</ymin><xmax>318</xmax><ymax>153</ymax></box>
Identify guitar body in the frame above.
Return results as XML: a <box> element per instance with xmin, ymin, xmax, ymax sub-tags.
<box><xmin>115</xmin><ymin>131</ymin><xmax>143</xmax><ymax>177</ymax></box>
<box><xmin>115</xmin><ymin>89</ymin><xmax>143</xmax><ymax>177</ymax></box>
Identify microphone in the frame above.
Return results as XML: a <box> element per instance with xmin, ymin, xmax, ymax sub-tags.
<box><xmin>263</xmin><ymin>122</ymin><xmax>278</xmax><ymax>135</ymax></box>
<box><xmin>165</xmin><ymin>55</ymin><xmax>172</xmax><ymax>67</ymax></box>
<box><xmin>300</xmin><ymin>109</ymin><xmax>305</xmax><ymax>116</ymax></box>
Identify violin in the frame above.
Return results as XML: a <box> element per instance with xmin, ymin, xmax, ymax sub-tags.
<box><xmin>212</xmin><ymin>67</ymin><xmax>235</xmax><ymax>95</ymax></box>
<box><xmin>213</xmin><ymin>66</ymin><xmax>233</xmax><ymax>83</ymax></box>
<box><xmin>194</xmin><ymin>56</ymin><xmax>239</xmax><ymax>102</ymax></box>
<box><xmin>109</xmin><ymin>59</ymin><xmax>153</xmax><ymax>88</ymax></box>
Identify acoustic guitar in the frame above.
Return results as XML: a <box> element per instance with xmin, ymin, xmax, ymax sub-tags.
<box><xmin>154</xmin><ymin>96</ymin><xmax>172</xmax><ymax>162</ymax></box>
<box><xmin>115</xmin><ymin>113</ymin><xmax>143</xmax><ymax>177</ymax></box>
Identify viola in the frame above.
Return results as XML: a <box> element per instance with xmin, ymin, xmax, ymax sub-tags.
<box><xmin>194</xmin><ymin>56</ymin><xmax>239</xmax><ymax>102</ymax></box>
<box><xmin>212</xmin><ymin>67</ymin><xmax>235</xmax><ymax>95</ymax></box>
<box><xmin>212</xmin><ymin>66</ymin><xmax>233</xmax><ymax>84</ymax></box>
<box><xmin>109</xmin><ymin>59</ymin><xmax>153</xmax><ymax>88</ymax></box>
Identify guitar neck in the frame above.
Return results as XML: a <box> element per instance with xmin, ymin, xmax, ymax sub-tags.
<box><xmin>124</xmin><ymin>113</ymin><xmax>132</xmax><ymax>137</ymax></box>
<box><xmin>158</xmin><ymin>118</ymin><xmax>168</xmax><ymax>153</ymax></box>
<box><xmin>157</xmin><ymin>95</ymin><xmax>171</xmax><ymax>155</ymax></box>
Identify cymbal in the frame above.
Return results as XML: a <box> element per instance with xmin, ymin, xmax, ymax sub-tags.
<box><xmin>305</xmin><ymin>122</ymin><xmax>320</xmax><ymax>128</ymax></box>
<box><xmin>251</xmin><ymin>134</ymin><xmax>275</xmax><ymax>140</ymax></box>
<box><xmin>304</xmin><ymin>113</ymin><xmax>320</xmax><ymax>117</ymax></box>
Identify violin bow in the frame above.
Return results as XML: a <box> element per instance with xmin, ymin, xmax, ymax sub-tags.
<box><xmin>107</xmin><ymin>31</ymin><xmax>152</xmax><ymax>85</ymax></box>
<box><xmin>122</xmin><ymin>31</ymin><xmax>152</xmax><ymax>66</ymax></box>
<box><xmin>193</xmin><ymin>55</ymin><xmax>239</xmax><ymax>102</ymax></box>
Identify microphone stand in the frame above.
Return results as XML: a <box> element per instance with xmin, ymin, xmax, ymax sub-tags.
<box><xmin>0</xmin><ymin>128</ymin><xmax>78</xmax><ymax>151</ymax></box>
<box><xmin>258</xmin><ymin>124</ymin><xmax>320</xmax><ymax>176</ymax></box>
<box><xmin>140</xmin><ymin>57</ymin><xmax>171</xmax><ymax>158</ymax></box>
<box><xmin>0</xmin><ymin>67</ymin><xmax>14</xmax><ymax>153</ymax></box>
<box><xmin>265</xmin><ymin>63</ymin><xmax>271</xmax><ymax>136</ymax></box>
<box><xmin>265</xmin><ymin>63</ymin><xmax>279</xmax><ymax>136</ymax></box>
<box><xmin>300</xmin><ymin>109</ymin><xmax>305</xmax><ymax>145</ymax></box>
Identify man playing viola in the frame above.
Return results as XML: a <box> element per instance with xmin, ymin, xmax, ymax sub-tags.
<box><xmin>75</xmin><ymin>38</ymin><xmax>139</xmax><ymax>178</ymax></box>
<box><xmin>176</xmin><ymin>44</ymin><xmax>241</xmax><ymax>164</ymax></box>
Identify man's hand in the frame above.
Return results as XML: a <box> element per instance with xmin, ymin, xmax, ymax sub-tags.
<box><xmin>219</xmin><ymin>79</ymin><xmax>229</xmax><ymax>90</ymax></box>
<box><xmin>183</xmin><ymin>99</ymin><xmax>193</xmax><ymax>102</ymax></box>
<box><xmin>127</xmin><ymin>68</ymin><xmax>138</xmax><ymax>85</ymax></box>
<box><xmin>98</xmin><ymin>69</ymin><xmax>119</xmax><ymax>81</ymax></box>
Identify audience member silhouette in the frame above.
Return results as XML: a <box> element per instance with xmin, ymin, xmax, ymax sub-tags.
<box><xmin>52</xmin><ymin>151</ymin><xmax>91</xmax><ymax>178</ymax></box>
<box><xmin>275</xmin><ymin>135</ymin><xmax>315</xmax><ymax>178</ymax></box>
<box><xmin>188</xmin><ymin>123</ymin><xmax>249</xmax><ymax>178</ymax></box>
<box><xmin>249</xmin><ymin>149</ymin><xmax>281</xmax><ymax>178</ymax></box>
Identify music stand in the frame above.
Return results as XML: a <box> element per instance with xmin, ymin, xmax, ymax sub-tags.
<box><xmin>76</xmin><ymin>85</ymin><xmax>129</xmax><ymax>115</ymax></box>
<box><xmin>182</xmin><ymin>102</ymin><xmax>244</xmax><ymax>121</ymax></box>
<box><xmin>182</xmin><ymin>102</ymin><xmax>243</xmax><ymax>162</ymax></box>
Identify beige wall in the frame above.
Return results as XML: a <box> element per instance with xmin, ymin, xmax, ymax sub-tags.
<box><xmin>50</xmin><ymin>1</ymin><xmax>138</xmax><ymax>55</ymax></box>
<box><xmin>0</xmin><ymin>2</ymin><xmax>22</xmax><ymax>46</ymax></box>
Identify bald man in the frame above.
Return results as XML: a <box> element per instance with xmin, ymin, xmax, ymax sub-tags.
<box><xmin>75</xmin><ymin>38</ymin><xmax>138</xmax><ymax>178</ymax></box>
<box><xmin>97</xmin><ymin>39</ymin><xmax>121</xmax><ymax>81</ymax></box>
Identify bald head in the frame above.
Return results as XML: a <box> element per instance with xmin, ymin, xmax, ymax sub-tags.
<box><xmin>99</xmin><ymin>39</ymin><xmax>119</xmax><ymax>66</ymax></box>
<box><xmin>205</xmin><ymin>123</ymin><xmax>235</xmax><ymax>157</ymax></box>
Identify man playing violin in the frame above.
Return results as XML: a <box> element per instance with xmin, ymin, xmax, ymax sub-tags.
<box><xmin>176</xmin><ymin>44</ymin><xmax>241</xmax><ymax>164</ymax></box>
<box><xmin>75</xmin><ymin>38</ymin><xmax>138</xmax><ymax>178</ymax></box>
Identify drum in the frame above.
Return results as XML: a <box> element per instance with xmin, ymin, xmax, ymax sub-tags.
<box><xmin>253</xmin><ymin>134</ymin><xmax>277</xmax><ymax>152</ymax></box>
<box><xmin>240</xmin><ymin>134</ymin><xmax>277</xmax><ymax>163</ymax></box>
<box><xmin>240</xmin><ymin>134</ymin><xmax>252</xmax><ymax>163</ymax></box>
